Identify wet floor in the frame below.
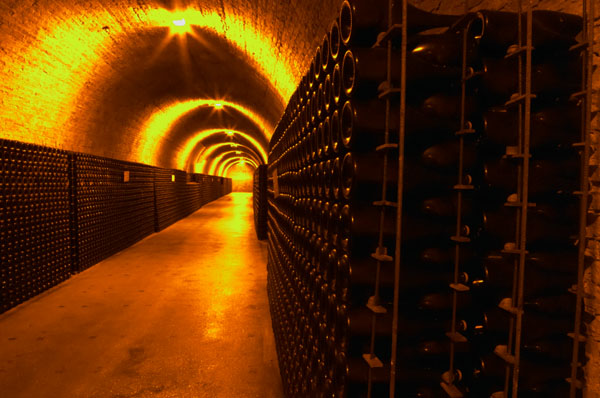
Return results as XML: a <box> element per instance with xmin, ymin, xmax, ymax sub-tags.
<box><xmin>0</xmin><ymin>192</ymin><xmax>284</xmax><ymax>398</ymax></box>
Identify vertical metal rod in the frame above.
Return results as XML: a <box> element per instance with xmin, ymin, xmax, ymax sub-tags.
<box><xmin>511</xmin><ymin>1</ymin><xmax>534</xmax><ymax>396</ymax></box>
<box><xmin>448</xmin><ymin>19</ymin><xmax>471</xmax><ymax>386</ymax></box>
<box><xmin>570</xmin><ymin>0</ymin><xmax>594</xmax><ymax>395</ymax></box>
<box><xmin>390</xmin><ymin>0</ymin><xmax>407</xmax><ymax>396</ymax></box>
<box><xmin>367</xmin><ymin>0</ymin><xmax>395</xmax><ymax>396</ymax></box>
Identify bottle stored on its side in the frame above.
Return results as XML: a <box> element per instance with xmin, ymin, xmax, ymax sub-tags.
<box><xmin>341</xmin><ymin>47</ymin><xmax>461</xmax><ymax>99</ymax></box>
<box><xmin>482</xmin><ymin>253</ymin><xmax>577</xmax><ymax>298</ymax></box>
<box><xmin>483</xmin><ymin>155</ymin><xmax>580</xmax><ymax>199</ymax></box>
<box><xmin>481</xmin><ymin>56</ymin><xmax>581</xmax><ymax>103</ymax></box>
<box><xmin>482</xmin><ymin>103</ymin><xmax>583</xmax><ymax>151</ymax></box>
<box><xmin>340</xmin><ymin>151</ymin><xmax>475</xmax><ymax>203</ymax></box>
<box><xmin>336</xmin><ymin>201</ymin><xmax>478</xmax><ymax>259</ymax></box>
<box><xmin>339</xmin><ymin>0</ymin><xmax>460</xmax><ymax>47</ymax></box>
<box><xmin>482</xmin><ymin>199</ymin><xmax>579</xmax><ymax>247</ymax></box>
<box><xmin>339</xmin><ymin>95</ymin><xmax>478</xmax><ymax>151</ymax></box>
<box><xmin>472</xmin><ymin>9</ymin><xmax>583</xmax><ymax>55</ymax></box>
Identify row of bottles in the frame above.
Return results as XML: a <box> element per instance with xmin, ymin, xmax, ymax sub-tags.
<box><xmin>254</xmin><ymin>165</ymin><xmax>268</xmax><ymax>240</ymax></box>
<box><xmin>0</xmin><ymin>138</ymin><xmax>232</xmax><ymax>314</ymax></box>
<box><xmin>0</xmin><ymin>139</ymin><xmax>71</xmax><ymax>313</ymax></box>
<box><xmin>472</xmin><ymin>0</ymin><xmax>589</xmax><ymax>394</ymax></box>
<box><xmin>74</xmin><ymin>154</ymin><xmax>156</xmax><ymax>271</ymax></box>
<box><xmin>153</xmin><ymin>170</ymin><xmax>229</xmax><ymax>231</ymax></box>
<box><xmin>265</xmin><ymin>1</ymin><xmax>588</xmax><ymax>397</ymax></box>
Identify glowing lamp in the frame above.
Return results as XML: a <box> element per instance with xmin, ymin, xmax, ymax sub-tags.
<box><xmin>235</xmin><ymin>151</ymin><xmax>241</xmax><ymax>154</ymax></box>
<box><xmin>226</xmin><ymin>131</ymin><xmax>234</xmax><ymax>137</ymax></box>
<box><xmin>173</xmin><ymin>18</ymin><xmax>186</xmax><ymax>26</ymax></box>
<box><xmin>214</xmin><ymin>103</ymin><xmax>224</xmax><ymax>109</ymax></box>
<box><xmin>240</xmin><ymin>159</ymin><xmax>245</xmax><ymax>166</ymax></box>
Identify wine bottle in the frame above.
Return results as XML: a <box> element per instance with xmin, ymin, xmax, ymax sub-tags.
<box><xmin>481</xmin><ymin>56</ymin><xmax>581</xmax><ymax>102</ymax></box>
<box><xmin>483</xmin><ymin>103</ymin><xmax>582</xmax><ymax>150</ymax></box>
<box><xmin>484</xmin><ymin>305</ymin><xmax>577</xmax><ymax>344</ymax></box>
<box><xmin>483</xmin><ymin>155</ymin><xmax>580</xmax><ymax>198</ymax></box>
<box><xmin>340</xmin><ymin>95</ymin><xmax>477</xmax><ymax>151</ymax></box>
<box><xmin>473</xmin><ymin>9</ymin><xmax>583</xmax><ymax>55</ymax></box>
<box><xmin>483</xmin><ymin>200</ymin><xmax>579</xmax><ymax>247</ymax></box>
<box><xmin>420</xmin><ymin>140</ymin><xmax>478</xmax><ymax>170</ymax></box>
<box><xmin>337</xmin><ymin>202</ymin><xmax>477</xmax><ymax>259</ymax></box>
<box><xmin>339</xmin><ymin>0</ymin><xmax>460</xmax><ymax>47</ymax></box>
<box><xmin>408</xmin><ymin>12</ymin><xmax>482</xmax><ymax>67</ymax></box>
<box><xmin>341</xmin><ymin>151</ymin><xmax>474</xmax><ymax>203</ymax></box>
<box><xmin>341</xmin><ymin>47</ymin><xmax>461</xmax><ymax>99</ymax></box>
<box><xmin>478</xmin><ymin>353</ymin><xmax>577</xmax><ymax>396</ymax></box>
<box><xmin>483</xmin><ymin>253</ymin><xmax>577</xmax><ymax>298</ymax></box>
<box><xmin>337</xmin><ymin>254</ymin><xmax>475</xmax><ymax>310</ymax></box>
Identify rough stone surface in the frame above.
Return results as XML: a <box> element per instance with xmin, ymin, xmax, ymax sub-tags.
<box><xmin>0</xmin><ymin>0</ymin><xmax>599</xmax><ymax>394</ymax></box>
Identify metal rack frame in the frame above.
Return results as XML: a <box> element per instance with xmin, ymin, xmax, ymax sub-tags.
<box><xmin>360</xmin><ymin>0</ymin><xmax>408</xmax><ymax>397</ymax></box>
<box><xmin>487</xmin><ymin>1</ymin><xmax>535</xmax><ymax>396</ymax></box>
<box><xmin>569</xmin><ymin>0</ymin><xmax>595</xmax><ymax>395</ymax></box>
<box><xmin>441</xmin><ymin>1</ymin><xmax>477</xmax><ymax>397</ymax></box>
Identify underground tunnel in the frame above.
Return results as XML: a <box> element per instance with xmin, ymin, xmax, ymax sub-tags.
<box><xmin>0</xmin><ymin>0</ymin><xmax>599</xmax><ymax>397</ymax></box>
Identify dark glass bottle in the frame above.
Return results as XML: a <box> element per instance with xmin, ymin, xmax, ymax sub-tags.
<box><xmin>482</xmin><ymin>253</ymin><xmax>577</xmax><ymax>298</ymax></box>
<box><xmin>482</xmin><ymin>103</ymin><xmax>583</xmax><ymax>150</ymax></box>
<box><xmin>340</xmin><ymin>151</ymin><xmax>474</xmax><ymax>203</ymax></box>
<box><xmin>340</xmin><ymin>95</ymin><xmax>477</xmax><ymax>151</ymax></box>
<box><xmin>483</xmin><ymin>155</ymin><xmax>580</xmax><ymax>199</ymax></box>
<box><xmin>339</xmin><ymin>0</ymin><xmax>460</xmax><ymax>47</ymax></box>
<box><xmin>473</xmin><ymin>9</ymin><xmax>583</xmax><ymax>55</ymax></box>
<box><xmin>342</xmin><ymin>47</ymin><xmax>461</xmax><ymax>99</ymax></box>
<box><xmin>482</xmin><ymin>200</ymin><xmax>579</xmax><ymax>247</ymax></box>
<box><xmin>481</xmin><ymin>56</ymin><xmax>581</xmax><ymax>102</ymax></box>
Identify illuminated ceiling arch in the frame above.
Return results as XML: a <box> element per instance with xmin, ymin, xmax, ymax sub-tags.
<box><xmin>138</xmin><ymin>100</ymin><xmax>272</xmax><ymax>166</ymax></box>
<box><xmin>223</xmin><ymin>161</ymin><xmax>250</xmax><ymax>177</ymax></box>
<box><xmin>202</xmin><ymin>147</ymin><xmax>261</xmax><ymax>175</ymax></box>
<box><xmin>145</xmin><ymin>8</ymin><xmax>296</xmax><ymax>100</ymax></box>
<box><xmin>209</xmin><ymin>150</ymin><xmax>258</xmax><ymax>175</ymax></box>
<box><xmin>195</xmin><ymin>142</ymin><xmax>263</xmax><ymax>169</ymax></box>
<box><xmin>223</xmin><ymin>160</ymin><xmax>256</xmax><ymax>177</ymax></box>
<box><xmin>178</xmin><ymin>128</ymin><xmax>268</xmax><ymax>170</ymax></box>
<box><xmin>0</xmin><ymin>1</ymin><xmax>336</xmax><ymax>172</ymax></box>
<box><xmin>219</xmin><ymin>157</ymin><xmax>258</xmax><ymax>176</ymax></box>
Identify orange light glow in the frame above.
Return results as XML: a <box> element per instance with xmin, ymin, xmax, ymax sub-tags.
<box><xmin>178</xmin><ymin>128</ymin><xmax>267</xmax><ymax>171</ymax></box>
<box><xmin>217</xmin><ymin>156</ymin><xmax>258</xmax><ymax>176</ymax></box>
<box><xmin>226</xmin><ymin>131</ymin><xmax>235</xmax><ymax>137</ymax></box>
<box><xmin>226</xmin><ymin>163</ymin><xmax>254</xmax><ymax>192</ymax></box>
<box><xmin>146</xmin><ymin>8</ymin><xmax>296</xmax><ymax>100</ymax></box>
<box><xmin>0</xmin><ymin>5</ymin><xmax>298</xmax><ymax>163</ymax></box>
<box><xmin>138</xmin><ymin>100</ymin><xmax>271</xmax><ymax>166</ymax></box>
<box><xmin>170</xmin><ymin>17</ymin><xmax>192</xmax><ymax>35</ymax></box>
<box><xmin>0</xmin><ymin>8</ymin><xmax>117</xmax><ymax>149</ymax></box>
<box><xmin>194</xmin><ymin>142</ymin><xmax>261</xmax><ymax>171</ymax></box>
<box><xmin>219</xmin><ymin>157</ymin><xmax>258</xmax><ymax>177</ymax></box>
<box><xmin>209</xmin><ymin>151</ymin><xmax>258</xmax><ymax>175</ymax></box>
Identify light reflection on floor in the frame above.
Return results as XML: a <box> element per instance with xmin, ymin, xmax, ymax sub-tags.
<box><xmin>0</xmin><ymin>193</ymin><xmax>283</xmax><ymax>398</ymax></box>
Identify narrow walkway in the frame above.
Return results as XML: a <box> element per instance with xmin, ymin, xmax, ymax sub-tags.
<box><xmin>0</xmin><ymin>193</ymin><xmax>283</xmax><ymax>398</ymax></box>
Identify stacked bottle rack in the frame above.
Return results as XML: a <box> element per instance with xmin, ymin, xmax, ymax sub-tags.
<box><xmin>1</xmin><ymin>137</ymin><xmax>232</xmax><ymax>314</ymax></box>
<box><xmin>0</xmin><ymin>139</ymin><xmax>72</xmax><ymax>313</ymax></box>
<box><xmin>266</xmin><ymin>0</ymin><xmax>595</xmax><ymax>397</ymax></box>
<box><xmin>73</xmin><ymin>154</ymin><xmax>156</xmax><ymax>271</ymax></box>
<box><xmin>254</xmin><ymin>164</ymin><xmax>268</xmax><ymax>240</ymax></box>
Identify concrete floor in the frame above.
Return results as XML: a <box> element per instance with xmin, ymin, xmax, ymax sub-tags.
<box><xmin>0</xmin><ymin>193</ymin><xmax>283</xmax><ymax>398</ymax></box>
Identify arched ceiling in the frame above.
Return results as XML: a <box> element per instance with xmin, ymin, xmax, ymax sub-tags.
<box><xmin>0</xmin><ymin>0</ymin><xmax>340</xmax><ymax>173</ymax></box>
<box><xmin>1</xmin><ymin>0</ymin><xmax>590</xmax><ymax>175</ymax></box>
